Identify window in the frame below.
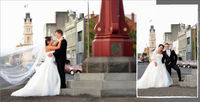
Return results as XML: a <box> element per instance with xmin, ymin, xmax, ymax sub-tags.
<box><xmin>26</xmin><ymin>28</ymin><xmax>30</xmax><ymax>32</ymax></box>
<box><xmin>27</xmin><ymin>37</ymin><xmax>30</xmax><ymax>42</ymax></box>
<box><xmin>78</xmin><ymin>31</ymin><xmax>82</xmax><ymax>42</ymax></box>
<box><xmin>187</xmin><ymin>37</ymin><xmax>190</xmax><ymax>45</ymax></box>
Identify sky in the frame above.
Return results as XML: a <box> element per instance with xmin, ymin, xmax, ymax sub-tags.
<box><xmin>0</xmin><ymin>0</ymin><xmax>198</xmax><ymax>55</ymax></box>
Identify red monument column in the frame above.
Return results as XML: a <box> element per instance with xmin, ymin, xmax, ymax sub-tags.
<box><xmin>83</xmin><ymin>0</ymin><xmax>135</xmax><ymax>73</ymax></box>
<box><xmin>92</xmin><ymin>0</ymin><xmax>133</xmax><ymax>57</ymax></box>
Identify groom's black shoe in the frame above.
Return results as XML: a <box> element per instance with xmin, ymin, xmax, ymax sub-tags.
<box><xmin>179</xmin><ymin>79</ymin><xmax>184</xmax><ymax>82</ymax></box>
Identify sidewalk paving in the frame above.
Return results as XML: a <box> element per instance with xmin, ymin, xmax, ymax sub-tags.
<box><xmin>0</xmin><ymin>88</ymin><xmax>156</xmax><ymax>102</ymax></box>
<box><xmin>138</xmin><ymin>85</ymin><xmax>197</xmax><ymax>97</ymax></box>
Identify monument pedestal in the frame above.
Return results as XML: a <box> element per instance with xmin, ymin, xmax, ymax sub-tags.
<box><xmin>61</xmin><ymin>73</ymin><xmax>136</xmax><ymax>97</ymax></box>
<box><xmin>82</xmin><ymin>57</ymin><xmax>136</xmax><ymax>73</ymax></box>
<box><xmin>92</xmin><ymin>37</ymin><xmax>133</xmax><ymax>56</ymax></box>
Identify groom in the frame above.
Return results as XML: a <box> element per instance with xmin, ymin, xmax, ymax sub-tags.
<box><xmin>162</xmin><ymin>43</ymin><xmax>183</xmax><ymax>81</ymax></box>
<box><xmin>48</xmin><ymin>29</ymin><xmax>67</xmax><ymax>88</ymax></box>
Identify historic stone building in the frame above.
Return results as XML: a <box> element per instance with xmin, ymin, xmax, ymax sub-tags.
<box><xmin>164</xmin><ymin>32</ymin><xmax>173</xmax><ymax>47</ymax></box>
<box><xmin>185</xmin><ymin>24</ymin><xmax>197</xmax><ymax>61</ymax></box>
<box><xmin>23</xmin><ymin>13</ymin><xmax>33</xmax><ymax>45</ymax></box>
<box><xmin>44</xmin><ymin>11</ymin><xmax>85</xmax><ymax>65</ymax></box>
<box><xmin>44</xmin><ymin>12</ymin><xmax>69</xmax><ymax>39</ymax></box>
<box><xmin>185</xmin><ymin>25</ymin><xmax>192</xmax><ymax>60</ymax></box>
<box><xmin>64</xmin><ymin>11</ymin><xmax>77</xmax><ymax>64</ymax></box>
<box><xmin>178</xmin><ymin>24</ymin><xmax>187</xmax><ymax>61</ymax></box>
<box><xmin>164</xmin><ymin>24</ymin><xmax>181</xmax><ymax>49</ymax></box>
<box><xmin>76</xmin><ymin>18</ymin><xmax>85</xmax><ymax>64</ymax></box>
<box><xmin>64</xmin><ymin>11</ymin><xmax>85</xmax><ymax>65</ymax></box>
<box><xmin>164</xmin><ymin>23</ymin><xmax>197</xmax><ymax>61</ymax></box>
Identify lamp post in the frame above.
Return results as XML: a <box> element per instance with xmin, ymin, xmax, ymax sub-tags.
<box><xmin>87</xmin><ymin>0</ymin><xmax>90</xmax><ymax>58</ymax></box>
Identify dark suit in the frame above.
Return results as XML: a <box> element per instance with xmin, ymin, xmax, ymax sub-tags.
<box><xmin>162</xmin><ymin>50</ymin><xmax>182</xmax><ymax>81</ymax></box>
<box><xmin>53</xmin><ymin>39</ymin><xmax>67</xmax><ymax>88</ymax></box>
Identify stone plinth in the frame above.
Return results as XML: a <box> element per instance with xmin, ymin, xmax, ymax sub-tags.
<box><xmin>82</xmin><ymin>57</ymin><xmax>136</xmax><ymax>73</ymax></box>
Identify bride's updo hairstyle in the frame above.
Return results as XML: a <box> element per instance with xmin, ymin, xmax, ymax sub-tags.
<box><xmin>158</xmin><ymin>44</ymin><xmax>164</xmax><ymax>52</ymax></box>
<box><xmin>45</xmin><ymin>36</ymin><xmax>52</xmax><ymax>46</ymax></box>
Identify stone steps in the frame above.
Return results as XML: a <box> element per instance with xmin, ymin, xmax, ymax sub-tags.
<box><xmin>60</xmin><ymin>88</ymin><xmax>136</xmax><ymax>97</ymax></box>
<box><xmin>68</xmin><ymin>80</ymin><xmax>135</xmax><ymax>90</ymax></box>
<box><xmin>60</xmin><ymin>88</ymin><xmax>101</xmax><ymax>97</ymax></box>
<box><xmin>67</xmin><ymin>80</ymin><xmax>102</xmax><ymax>89</ymax></box>
<box><xmin>103</xmin><ymin>80</ymin><xmax>135</xmax><ymax>90</ymax></box>
<box><xmin>62</xmin><ymin>73</ymin><xmax>136</xmax><ymax>97</ymax></box>
<box><xmin>74</xmin><ymin>73</ymin><xmax>135</xmax><ymax>81</ymax></box>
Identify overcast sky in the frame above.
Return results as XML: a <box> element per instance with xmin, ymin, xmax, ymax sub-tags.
<box><xmin>0</xmin><ymin>0</ymin><xmax>198</xmax><ymax>55</ymax></box>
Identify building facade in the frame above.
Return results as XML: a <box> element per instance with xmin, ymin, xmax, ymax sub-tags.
<box><xmin>64</xmin><ymin>11</ymin><xmax>85</xmax><ymax>65</ymax></box>
<box><xmin>65</xmin><ymin>11</ymin><xmax>77</xmax><ymax>64</ymax></box>
<box><xmin>76</xmin><ymin>19</ymin><xmax>85</xmax><ymax>64</ymax></box>
<box><xmin>164</xmin><ymin>23</ymin><xmax>197</xmax><ymax>61</ymax></box>
<box><xmin>164</xmin><ymin>32</ymin><xmax>173</xmax><ymax>48</ymax></box>
<box><xmin>163</xmin><ymin>24</ymin><xmax>181</xmax><ymax>49</ymax></box>
<box><xmin>172</xmin><ymin>39</ymin><xmax>179</xmax><ymax>54</ymax></box>
<box><xmin>178</xmin><ymin>24</ymin><xmax>187</xmax><ymax>61</ymax></box>
<box><xmin>185</xmin><ymin>25</ymin><xmax>192</xmax><ymax>60</ymax></box>
<box><xmin>44</xmin><ymin>12</ymin><xmax>69</xmax><ymax>39</ymax></box>
<box><xmin>44</xmin><ymin>11</ymin><xmax>85</xmax><ymax>65</ymax></box>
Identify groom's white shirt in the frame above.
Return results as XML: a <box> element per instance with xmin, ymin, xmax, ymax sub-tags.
<box><xmin>57</xmin><ymin>37</ymin><xmax>63</xmax><ymax>42</ymax></box>
<box><xmin>166</xmin><ymin>50</ymin><xmax>171</xmax><ymax>57</ymax></box>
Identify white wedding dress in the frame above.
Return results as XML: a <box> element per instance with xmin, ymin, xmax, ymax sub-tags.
<box><xmin>137</xmin><ymin>52</ymin><xmax>173</xmax><ymax>89</ymax></box>
<box><xmin>11</xmin><ymin>51</ymin><xmax>61</xmax><ymax>96</ymax></box>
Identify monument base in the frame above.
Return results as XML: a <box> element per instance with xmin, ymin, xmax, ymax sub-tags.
<box><xmin>82</xmin><ymin>57</ymin><xmax>136</xmax><ymax>73</ymax></box>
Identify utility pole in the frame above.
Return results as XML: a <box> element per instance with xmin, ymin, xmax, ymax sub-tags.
<box><xmin>87</xmin><ymin>0</ymin><xmax>90</xmax><ymax>58</ymax></box>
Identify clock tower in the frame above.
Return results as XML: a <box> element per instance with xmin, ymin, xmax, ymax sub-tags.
<box><xmin>149</xmin><ymin>25</ymin><xmax>156</xmax><ymax>52</ymax></box>
<box><xmin>149</xmin><ymin>25</ymin><xmax>156</xmax><ymax>61</ymax></box>
<box><xmin>23</xmin><ymin>13</ymin><xmax>33</xmax><ymax>45</ymax></box>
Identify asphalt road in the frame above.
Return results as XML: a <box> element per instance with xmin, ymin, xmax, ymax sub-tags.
<box><xmin>138</xmin><ymin>62</ymin><xmax>192</xmax><ymax>78</ymax></box>
<box><xmin>0</xmin><ymin>87</ymin><xmax>156</xmax><ymax>102</ymax></box>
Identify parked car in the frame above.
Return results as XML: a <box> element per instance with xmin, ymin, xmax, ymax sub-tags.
<box><xmin>64</xmin><ymin>64</ymin><xmax>82</xmax><ymax>75</ymax></box>
<box><xmin>186</xmin><ymin>60</ymin><xmax>197</xmax><ymax>68</ymax></box>
<box><xmin>177</xmin><ymin>60</ymin><xmax>184</xmax><ymax>67</ymax></box>
<box><xmin>178</xmin><ymin>60</ymin><xmax>197</xmax><ymax>69</ymax></box>
<box><xmin>138</xmin><ymin>59</ymin><xmax>143</xmax><ymax>63</ymax></box>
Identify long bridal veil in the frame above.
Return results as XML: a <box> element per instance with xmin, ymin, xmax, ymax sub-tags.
<box><xmin>0</xmin><ymin>40</ymin><xmax>46</xmax><ymax>86</ymax></box>
<box><xmin>151</xmin><ymin>47</ymin><xmax>158</xmax><ymax>61</ymax></box>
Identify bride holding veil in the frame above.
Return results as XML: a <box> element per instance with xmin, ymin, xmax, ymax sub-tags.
<box><xmin>137</xmin><ymin>44</ymin><xmax>173</xmax><ymax>89</ymax></box>
<box><xmin>10</xmin><ymin>36</ymin><xmax>63</xmax><ymax>96</ymax></box>
<box><xmin>0</xmin><ymin>36</ymin><xmax>63</xmax><ymax>97</ymax></box>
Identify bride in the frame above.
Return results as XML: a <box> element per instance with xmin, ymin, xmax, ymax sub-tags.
<box><xmin>11</xmin><ymin>36</ymin><xmax>63</xmax><ymax>96</ymax></box>
<box><xmin>137</xmin><ymin>44</ymin><xmax>173</xmax><ymax>89</ymax></box>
